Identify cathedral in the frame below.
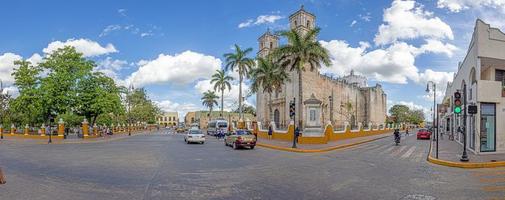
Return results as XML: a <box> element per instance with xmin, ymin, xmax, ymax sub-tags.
<box><xmin>255</xmin><ymin>6</ymin><xmax>387</xmax><ymax>133</ymax></box>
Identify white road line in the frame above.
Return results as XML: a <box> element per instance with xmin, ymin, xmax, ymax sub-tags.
<box><xmin>372</xmin><ymin>144</ymin><xmax>391</xmax><ymax>153</ymax></box>
<box><xmin>413</xmin><ymin>151</ymin><xmax>425</xmax><ymax>163</ymax></box>
<box><xmin>380</xmin><ymin>146</ymin><xmax>395</xmax><ymax>155</ymax></box>
<box><xmin>391</xmin><ymin>146</ymin><xmax>407</xmax><ymax>157</ymax></box>
<box><xmin>400</xmin><ymin>146</ymin><xmax>416</xmax><ymax>159</ymax></box>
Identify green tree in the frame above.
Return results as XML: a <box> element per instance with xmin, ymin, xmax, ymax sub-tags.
<box><xmin>250</xmin><ymin>56</ymin><xmax>289</xmax><ymax>122</ymax></box>
<box><xmin>224</xmin><ymin>44</ymin><xmax>254</xmax><ymax>120</ymax></box>
<box><xmin>75</xmin><ymin>72</ymin><xmax>123</xmax><ymax>125</ymax></box>
<box><xmin>10</xmin><ymin>60</ymin><xmax>43</xmax><ymax>125</ymax></box>
<box><xmin>0</xmin><ymin>80</ymin><xmax>12</xmax><ymax>127</ymax></box>
<box><xmin>210</xmin><ymin>70</ymin><xmax>233</xmax><ymax>117</ymax></box>
<box><xmin>125</xmin><ymin>88</ymin><xmax>160</xmax><ymax>124</ymax></box>
<box><xmin>337</xmin><ymin>101</ymin><xmax>355</xmax><ymax>126</ymax></box>
<box><xmin>389</xmin><ymin>104</ymin><xmax>410</xmax><ymax>124</ymax></box>
<box><xmin>201</xmin><ymin>90</ymin><xmax>219</xmax><ymax>119</ymax></box>
<box><xmin>408</xmin><ymin>109</ymin><xmax>425</xmax><ymax>125</ymax></box>
<box><xmin>39</xmin><ymin>46</ymin><xmax>95</xmax><ymax>121</ymax></box>
<box><xmin>274</xmin><ymin>27</ymin><xmax>331</xmax><ymax>128</ymax></box>
<box><xmin>234</xmin><ymin>104</ymin><xmax>256</xmax><ymax>116</ymax></box>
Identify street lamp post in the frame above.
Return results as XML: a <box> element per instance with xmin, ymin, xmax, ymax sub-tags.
<box><xmin>460</xmin><ymin>83</ymin><xmax>469</xmax><ymax>162</ymax></box>
<box><xmin>426</xmin><ymin>81</ymin><xmax>439</xmax><ymax>159</ymax></box>
<box><xmin>292</xmin><ymin>97</ymin><xmax>297</xmax><ymax>148</ymax></box>
<box><xmin>48</xmin><ymin>115</ymin><xmax>54</xmax><ymax>144</ymax></box>
<box><xmin>329</xmin><ymin>89</ymin><xmax>334</xmax><ymax>127</ymax></box>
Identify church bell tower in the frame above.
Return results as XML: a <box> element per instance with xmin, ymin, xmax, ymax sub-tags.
<box><xmin>289</xmin><ymin>5</ymin><xmax>316</xmax><ymax>35</ymax></box>
<box><xmin>257</xmin><ymin>28</ymin><xmax>279</xmax><ymax>58</ymax></box>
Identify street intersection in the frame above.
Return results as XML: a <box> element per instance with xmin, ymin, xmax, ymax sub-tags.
<box><xmin>0</xmin><ymin>129</ymin><xmax>503</xmax><ymax>200</ymax></box>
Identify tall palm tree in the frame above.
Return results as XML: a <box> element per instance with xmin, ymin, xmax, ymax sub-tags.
<box><xmin>224</xmin><ymin>44</ymin><xmax>254</xmax><ymax>119</ymax></box>
<box><xmin>250</xmin><ymin>57</ymin><xmax>290</xmax><ymax>123</ymax></box>
<box><xmin>210</xmin><ymin>70</ymin><xmax>233</xmax><ymax>117</ymax></box>
<box><xmin>274</xmin><ymin>27</ymin><xmax>332</xmax><ymax>128</ymax></box>
<box><xmin>201</xmin><ymin>90</ymin><xmax>219</xmax><ymax>120</ymax></box>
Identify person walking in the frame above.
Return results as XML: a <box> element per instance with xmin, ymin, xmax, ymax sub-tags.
<box><xmin>405</xmin><ymin>128</ymin><xmax>409</xmax><ymax>136</ymax></box>
<box><xmin>268</xmin><ymin>125</ymin><xmax>273</xmax><ymax>140</ymax></box>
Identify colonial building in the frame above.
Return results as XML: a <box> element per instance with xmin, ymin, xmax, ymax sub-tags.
<box><xmin>184</xmin><ymin>111</ymin><xmax>254</xmax><ymax>129</ymax></box>
<box><xmin>255</xmin><ymin>6</ymin><xmax>387</xmax><ymax>133</ymax></box>
<box><xmin>441</xmin><ymin>19</ymin><xmax>505</xmax><ymax>154</ymax></box>
<box><xmin>157</xmin><ymin>112</ymin><xmax>178</xmax><ymax>127</ymax></box>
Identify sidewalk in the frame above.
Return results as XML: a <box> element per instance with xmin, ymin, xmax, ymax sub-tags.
<box><xmin>257</xmin><ymin>132</ymin><xmax>391</xmax><ymax>153</ymax></box>
<box><xmin>0</xmin><ymin>131</ymin><xmax>153</xmax><ymax>145</ymax></box>
<box><xmin>428</xmin><ymin>134</ymin><xmax>505</xmax><ymax>168</ymax></box>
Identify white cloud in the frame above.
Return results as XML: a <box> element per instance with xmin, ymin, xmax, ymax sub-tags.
<box><xmin>95</xmin><ymin>57</ymin><xmax>128</xmax><ymax>86</ymax></box>
<box><xmin>418</xmin><ymin>39</ymin><xmax>458</xmax><ymax>57</ymax></box>
<box><xmin>118</xmin><ymin>9</ymin><xmax>127</xmax><ymax>16</ymax></box>
<box><xmin>437</xmin><ymin>0</ymin><xmax>505</xmax><ymax>12</ymax></box>
<box><xmin>374</xmin><ymin>0</ymin><xmax>454</xmax><ymax>45</ymax></box>
<box><xmin>350</xmin><ymin>20</ymin><xmax>357</xmax><ymax>27</ymax></box>
<box><xmin>27</xmin><ymin>53</ymin><xmax>43</xmax><ymax>66</ymax></box>
<box><xmin>99</xmin><ymin>25</ymin><xmax>122</xmax><ymax>37</ymax></box>
<box><xmin>126</xmin><ymin>51</ymin><xmax>221</xmax><ymax>87</ymax></box>
<box><xmin>0</xmin><ymin>53</ymin><xmax>22</xmax><ymax>85</ymax></box>
<box><xmin>238</xmin><ymin>15</ymin><xmax>284</xmax><ymax>28</ymax></box>
<box><xmin>43</xmin><ymin>38</ymin><xmax>117</xmax><ymax>57</ymax></box>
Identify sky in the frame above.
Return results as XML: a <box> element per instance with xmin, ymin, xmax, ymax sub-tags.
<box><xmin>1</xmin><ymin>0</ymin><xmax>505</xmax><ymax>121</ymax></box>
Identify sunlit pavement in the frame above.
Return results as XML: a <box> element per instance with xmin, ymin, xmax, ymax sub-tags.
<box><xmin>0</xmin><ymin>129</ymin><xmax>503</xmax><ymax>200</ymax></box>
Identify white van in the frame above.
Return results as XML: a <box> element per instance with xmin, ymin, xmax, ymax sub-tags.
<box><xmin>207</xmin><ymin>119</ymin><xmax>228</xmax><ymax>136</ymax></box>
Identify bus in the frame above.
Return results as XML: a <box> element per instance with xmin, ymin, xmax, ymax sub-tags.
<box><xmin>207</xmin><ymin>119</ymin><xmax>228</xmax><ymax>136</ymax></box>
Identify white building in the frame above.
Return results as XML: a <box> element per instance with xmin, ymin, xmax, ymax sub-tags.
<box><xmin>441</xmin><ymin>19</ymin><xmax>505</xmax><ymax>154</ymax></box>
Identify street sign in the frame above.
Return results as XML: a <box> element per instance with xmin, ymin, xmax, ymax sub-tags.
<box><xmin>468</xmin><ymin>105</ymin><xmax>477</xmax><ymax>114</ymax></box>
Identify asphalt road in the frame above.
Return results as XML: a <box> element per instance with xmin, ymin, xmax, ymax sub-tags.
<box><xmin>0</xmin><ymin>129</ymin><xmax>504</xmax><ymax>200</ymax></box>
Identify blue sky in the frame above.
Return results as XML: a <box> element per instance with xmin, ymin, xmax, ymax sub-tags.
<box><xmin>1</xmin><ymin>0</ymin><xmax>504</xmax><ymax>120</ymax></box>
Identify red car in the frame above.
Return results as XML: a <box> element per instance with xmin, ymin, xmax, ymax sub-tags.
<box><xmin>417</xmin><ymin>129</ymin><xmax>431</xmax><ymax>140</ymax></box>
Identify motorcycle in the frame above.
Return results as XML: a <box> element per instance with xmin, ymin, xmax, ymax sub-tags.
<box><xmin>394</xmin><ymin>134</ymin><xmax>400</xmax><ymax>145</ymax></box>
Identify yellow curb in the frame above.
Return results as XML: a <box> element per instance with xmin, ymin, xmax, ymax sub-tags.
<box><xmin>257</xmin><ymin>135</ymin><xmax>390</xmax><ymax>153</ymax></box>
<box><xmin>426</xmin><ymin>139</ymin><xmax>505</xmax><ymax>169</ymax></box>
<box><xmin>36</xmin><ymin>132</ymin><xmax>148</xmax><ymax>145</ymax></box>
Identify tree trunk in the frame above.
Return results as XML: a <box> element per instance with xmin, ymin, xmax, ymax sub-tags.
<box><xmin>221</xmin><ymin>89</ymin><xmax>224</xmax><ymax>117</ymax></box>
<box><xmin>238</xmin><ymin>69</ymin><xmax>243</xmax><ymax>120</ymax></box>
<box><xmin>268</xmin><ymin>92</ymin><xmax>272</xmax><ymax>123</ymax></box>
<box><xmin>298</xmin><ymin>71</ymin><xmax>303</xmax><ymax>129</ymax></box>
<box><xmin>92</xmin><ymin>115</ymin><xmax>98</xmax><ymax>126</ymax></box>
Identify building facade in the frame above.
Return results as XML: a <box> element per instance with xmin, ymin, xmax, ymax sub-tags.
<box><xmin>157</xmin><ymin>112</ymin><xmax>178</xmax><ymax>127</ymax></box>
<box><xmin>255</xmin><ymin>7</ymin><xmax>387</xmax><ymax>132</ymax></box>
<box><xmin>441</xmin><ymin>19</ymin><xmax>505</xmax><ymax>154</ymax></box>
<box><xmin>184</xmin><ymin>111</ymin><xmax>254</xmax><ymax>129</ymax></box>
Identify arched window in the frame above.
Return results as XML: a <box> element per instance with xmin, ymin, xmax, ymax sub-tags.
<box><xmin>294</xmin><ymin>20</ymin><xmax>298</xmax><ymax>26</ymax></box>
<box><xmin>307</xmin><ymin>20</ymin><xmax>310</xmax><ymax>27</ymax></box>
<box><xmin>470</xmin><ymin>67</ymin><xmax>476</xmax><ymax>84</ymax></box>
<box><xmin>269</xmin><ymin>42</ymin><xmax>273</xmax><ymax>49</ymax></box>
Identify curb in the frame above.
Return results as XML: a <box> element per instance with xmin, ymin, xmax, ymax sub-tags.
<box><xmin>426</xmin><ymin>139</ymin><xmax>505</xmax><ymax>168</ymax></box>
<box><xmin>257</xmin><ymin>135</ymin><xmax>390</xmax><ymax>153</ymax></box>
<box><xmin>35</xmin><ymin>132</ymin><xmax>148</xmax><ymax>145</ymax></box>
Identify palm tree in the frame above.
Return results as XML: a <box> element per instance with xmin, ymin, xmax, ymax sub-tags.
<box><xmin>250</xmin><ymin>57</ymin><xmax>290</xmax><ymax>123</ymax></box>
<box><xmin>273</xmin><ymin>27</ymin><xmax>331</xmax><ymax>128</ymax></box>
<box><xmin>224</xmin><ymin>44</ymin><xmax>254</xmax><ymax>119</ymax></box>
<box><xmin>210</xmin><ymin>70</ymin><xmax>233</xmax><ymax>117</ymax></box>
<box><xmin>201</xmin><ymin>90</ymin><xmax>219</xmax><ymax>120</ymax></box>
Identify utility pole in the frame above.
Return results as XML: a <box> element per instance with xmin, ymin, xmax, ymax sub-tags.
<box><xmin>461</xmin><ymin>83</ymin><xmax>469</xmax><ymax>162</ymax></box>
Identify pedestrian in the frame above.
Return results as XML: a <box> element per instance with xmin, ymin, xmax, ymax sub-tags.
<box><xmin>294</xmin><ymin>127</ymin><xmax>300</xmax><ymax>143</ymax></box>
<box><xmin>268</xmin><ymin>125</ymin><xmax>273</xmax><ymax>140</ymax></box>
<box><xmin>405</xmin><ymin>128</ymin><xmax>409</xmax><ymax>136</ymax></box>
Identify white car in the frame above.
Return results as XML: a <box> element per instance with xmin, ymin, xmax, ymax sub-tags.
<box><xmin>184</xmin><ymin>129</ymin><xmax>205</xmax><ymax>144</ymax></box>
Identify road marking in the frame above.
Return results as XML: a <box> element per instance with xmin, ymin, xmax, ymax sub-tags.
<box><xmin>360</xmin><ymin>144</ymin><xmax>379</xmax><ymax>151</ymax></box>
<box><xmin>413</xmin><ymin>151</ymin><xmax>425</xmax><ymax>163</ymax></box>
<box><xmin>482</xmin><ymin>186</ymin><xmax>505</xmax><ymax>192</ymax></box>
<box><xmin>379</xmin><ymin>146</ymin><xmax>395</xmax><ymax>155</ymax></box>
<box><xmin>401</xmin><ymin>146</ymin><xmax>416</xmax><ymax>159</ymax></box>
<box><xmin>391</xmin><ymin>146</ymin><xmax>407</xmax><ymax>157</ymax></box>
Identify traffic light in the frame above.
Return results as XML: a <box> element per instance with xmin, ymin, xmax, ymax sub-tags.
<box><xmin>454</xmin><ymin>91</ymin><xmax>462</xmax><ymax>114</ymax></box>
<box><xmin>289</xmin><ymin>101</ymin><xmax>295</xmax><ymax>119</ymax></box>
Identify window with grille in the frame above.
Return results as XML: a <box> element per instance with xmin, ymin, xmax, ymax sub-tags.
<box><xmin>496</xmin><ymin>69</ymin><xmax>505</xmax><ymax>97</ymax></box>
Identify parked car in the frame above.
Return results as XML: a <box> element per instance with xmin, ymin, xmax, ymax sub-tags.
<box><xmin>176</xmin><ymin>126</ymin><xmax>185</xmax><ymax>133</ymax></box>
<box><xmin>417</xmin><ymin>129</ymin><xmax>431</xmax><ymax>140</ymax></box>
<box><xmin>224</xmin><ymin>129</ymin><xmax>256</xmax><ymax>149</ymax></box>
<box><xmin>184</xmin><ymin>129</ymin><xmax>205</xmax><ymax>144</ymax></box>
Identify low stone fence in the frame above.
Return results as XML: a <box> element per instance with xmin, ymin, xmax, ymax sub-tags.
<box><xmin>256</xmin><ymin>121</ymin><xmax>404</xmax><ymax>144</ymax></box>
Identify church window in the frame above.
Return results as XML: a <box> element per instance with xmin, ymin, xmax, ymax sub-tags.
<box><xmin>307</xmin><ymin>20</ymin><xmax>310</xmax><ymax>27</ymax></box>
<box><xmin>310</xmin><ymin>110</ymin><xmax>316</xmax><ymax>121</ymax></box>
<box><xmin>270</xmin><ymin>42</ymin><xmax>273</xmax><ymax>49</ymax></box>
<box><xmin>294</xmin><ymin>20</ymin><xmax>298</xmax><ymax>26</ymax></box>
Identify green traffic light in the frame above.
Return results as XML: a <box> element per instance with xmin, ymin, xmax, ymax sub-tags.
<box><xmin>454</xmin><ymin>106</ymin><xmax>462</xmax><ymax>114</ymax></box>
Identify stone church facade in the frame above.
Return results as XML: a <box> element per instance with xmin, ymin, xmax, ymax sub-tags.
<box><xmin>255</xmin><ymin>6</ymin><xmax>387</xmax><ymax>132</ymax></box>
